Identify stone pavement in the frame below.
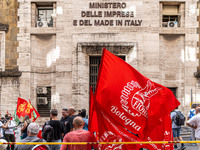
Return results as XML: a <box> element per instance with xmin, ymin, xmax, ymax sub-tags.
<box><xmin>174</xmin><ymin>143</ymin><xmax>198</xmax><ymax>150</ymax></box>
<box><xmin>180</xmin><ymin>126</ymin><xmax>198</xmax><ymax>150</ymax></box>
<box><xmin>144</xmin><ymin>126</ymin><xmax>199</xmax><ymax>150</ymax></box>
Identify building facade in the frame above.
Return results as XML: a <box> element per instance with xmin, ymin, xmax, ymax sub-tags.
<box><xmin>1</xmin><ymin>0</ymin><xmax>199</xmax><ymax>120</ymax></box>
<box><xmin>0</xmin><ymin>0</ymin><xmax>21</xmax><ymax>114</ymax></box>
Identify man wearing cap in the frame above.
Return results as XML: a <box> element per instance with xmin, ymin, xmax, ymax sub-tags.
<box><xmin>14</xmin><ymin>123</ymin><xmax>50</xmax><ymax>150</ymax></box>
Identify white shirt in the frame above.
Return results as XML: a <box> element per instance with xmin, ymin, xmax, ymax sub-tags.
<box><xmin>4</xmin><ymin>120</ymin><xmax>16</xmax><ymax>135</ymax></box>
<box><xmin>0</xmin><ymin>121</ymin><xmax>4</xmax><ymax>137</ymax></box>
<box><xmin>187</xmin><ymin>113</ymin><xmax>200</xmax><ymax>138</ymax></box>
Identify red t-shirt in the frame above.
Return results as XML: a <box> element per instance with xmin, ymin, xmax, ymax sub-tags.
<box><xmin>60</xmin><ymin>129</ymin><xmax>98</xmax><ymax>150</ymax></box>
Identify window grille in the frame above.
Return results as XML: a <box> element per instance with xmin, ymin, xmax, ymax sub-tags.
<box><xmin>168</xmin><ymin>87</ymin><xmax>177</xmax><ymax>98</ymax></box>
<box><xmin>37</xmin><ymin>87</ymin><xmax>51</xmax><ymax>117</ymax></box>
<box><xmin>89</xmin><ymin>55</ymin><xmax>125</xmax><ymax>93</ymax></box>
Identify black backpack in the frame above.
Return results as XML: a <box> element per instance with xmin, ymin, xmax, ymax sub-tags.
<box><xmin>174</xmin><ymin>111</ymin><xmax>185</xmax><ymax>126</ymax></box>
<box><xmin>42</xmin><ymin>121</ymin><xmax>54</xmax><ymax>142</ymax></box>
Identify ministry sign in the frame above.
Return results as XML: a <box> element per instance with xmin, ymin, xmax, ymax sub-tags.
<box><xmin>73</xmin><ymin>2</ymin><xmax>142</xmax><ymax>26</ymax></box>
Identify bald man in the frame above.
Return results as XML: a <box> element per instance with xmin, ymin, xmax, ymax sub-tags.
<box><xmin>60</xmin><ymin>116</ymin><xmax>98</xmax><ymax>150</ymax></box>
<box><xmin>187</xmin><ymin>107</ymin><xmax>200</xmax><ymax>149</ymax></box>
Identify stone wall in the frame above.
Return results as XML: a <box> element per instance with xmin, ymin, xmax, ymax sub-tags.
<box><xmin>0</xmin><ymin>0</ymin><xmax>18</xmax><ymax>70</ymax></box>
<box><xmin>16</xmin><ymin>0</ymin><xmax>199</xmax><ymax>121</ymax></box>
<box><xmin>0</xmin><ymin>0</ymin><xmax>21</xmax><ymax>114</ymax></box>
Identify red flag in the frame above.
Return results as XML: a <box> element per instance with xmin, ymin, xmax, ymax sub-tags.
<box><xmin>32</xmin><ymin>106</ymin><xmax>40</xmax><ymax>122</ymax></box>
<box><xmin>163</xmin><ymin>115</ymin><xmax>174</xmax><ymax>150</ymax></box>
<box><xmin>37</xmin><ymin>130</ymin><xmax>42</xmax><ymax>139</ymax></box>
<box><xmin>96</xmin><ymin>101</ymin><xmax>141</xmax><ymax>150</ymax></box>
<box><xmin>88</xmin><ymin>87</ymin><xmax>98</xmax><ymax>132</ymax></box>
<box><xmin>29</xmin><ymin>100</ymin><xmax>40</xmax><ymax>122</ymax></box>
<box><xmin>95</xmin><ymin>49</ymin><xmax>180</xmax><ymax>139</ymax></box>
<box><xmin>16</xmin><ymin>97</ymin><xmax>33</xmax><ymax>118</ymax></box>
<box><xmin>139</xmin><ymin>114</ymin><xmax>173</xmax><ymax>150</ymax></box>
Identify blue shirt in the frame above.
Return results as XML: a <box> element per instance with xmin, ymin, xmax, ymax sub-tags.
<box><xmin>83</xmin><ymin>118</ymin><xmax>88</xmax><ymax>131</ymax></box>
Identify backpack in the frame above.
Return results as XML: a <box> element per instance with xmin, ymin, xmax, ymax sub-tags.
<box><xmin>42</xmin><ymin>121</ymin><xmax>54</xmax><ymax>142</ymax></box>
<box><xmin>174</xmin><ymin>111</ymin><xmax>185</xmax><ymax>126</ymax></box>
<box><xmin>189</xmin><ymin>109</ymin><xmax>195</xmax><ymax>119</ymax></box>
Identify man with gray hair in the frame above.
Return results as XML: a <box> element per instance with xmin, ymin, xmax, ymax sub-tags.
<box><xmin>187</xmin><ymin>107</ymin><xmax>200</xmax><ymax>149</ymax></box>
<box><xmin>15</xmin><ymin>123</ymin><xmax>50</xmax><ymax>150</ymax></box>
<box><xmin>66</xmin><ymin>107</ymin><xmax>77</xmax><ymax>132</ymax></box>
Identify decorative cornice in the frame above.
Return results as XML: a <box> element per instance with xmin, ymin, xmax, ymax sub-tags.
<box><xmin>0</xmin><ymin>70</ymin><xmax>22</xmax><ymax>77</ymax></box>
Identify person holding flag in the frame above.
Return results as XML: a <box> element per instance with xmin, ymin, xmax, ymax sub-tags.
<box><xmin>21</xmin><ymin>115</ymin><xmax>31</xmax><ymax>139</ymax></box>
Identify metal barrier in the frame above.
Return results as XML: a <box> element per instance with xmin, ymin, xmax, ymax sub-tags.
<box><xmin>0</xmin><ymin>141</ymin><xmax>198</xmax><ymax>145</ymax></box>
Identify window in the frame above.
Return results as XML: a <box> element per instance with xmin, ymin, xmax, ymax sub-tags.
<box><xmin>89</xmin><ymin>55</ymin><xmax>125</xmax><ymax>93</ymax></box>
<box><xmin>168</xmin><ymin>87</ymin><xmax>177</xmax><ymax>98</ymax></box>
<box><xmin>37</xmin><ymin>87</ymin><xmax>51</xmax><ymax>117</ymax></box>
<box><xmin>38</xmin><ymin>7</ymin><xmax>53</xmax><ymax>27</ymax></box>
<box><xmin>0</xmin><ymin>31</ymin><xmax>5</xmax><ymax>71</ymax></box>
<box><xmin>162</xmin><ymin>5</ymin><xmax>180</xmax><ymax>27</ymax></box>
<box><xmin>31</xmin><ymin>2</ymin><xmax>56</xmax><ymax>27</ymax></box>
<box><xmin>161</xmin><ymin>2</ymin><xmax>185</xmax><ymax>27</ymax></box>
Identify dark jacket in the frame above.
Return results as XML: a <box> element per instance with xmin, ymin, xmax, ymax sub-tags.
<box><xmin>14</xmin><ymin>136</ymin><xmax>50</xmax><ymax>150</ymax></box>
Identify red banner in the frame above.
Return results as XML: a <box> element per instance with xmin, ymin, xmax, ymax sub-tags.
<box><xmin>88</xmin><ymin>87</ymin><xmax>98</xmax><ymax>132</ymax></box>
<box><xmin>140</xmin><ymin>114</ymin><xmax>173</xmax><ymax>150</ymax></box>
<box><xmin>90</xmin><ymin>49</ymin><xmax>179</xmax><ymax>149</ymax></box>
<box><xmin>16</xmin><ymin>97</ymin><xmax>33</xmax><ymax>118</ymax></box>
<box><xmin>29</xmin><ymin>100</ymin><xmax>40</xmax><ymax>122</ymax></box>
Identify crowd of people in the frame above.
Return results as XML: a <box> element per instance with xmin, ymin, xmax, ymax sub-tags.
<box><xmin>0</xmin><ymin>107</ymin><xmax>95</xmax><ymax>150</ymax></box>
<box><xmin>171</xmin><ymin>103</ymin><xmax>200</xmax><ymax>150</ymax></box>
<box><xmin>1</xmin><ymin>105</ymin><xmax>200</xmax><ymax>150</ymax></box>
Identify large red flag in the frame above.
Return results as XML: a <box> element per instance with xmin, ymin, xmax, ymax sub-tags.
<box><xmin>16</xmin><ymin>97</ymin><xmax>33</xmax><ymax>118</ymax></box>
<box><xmin>95</xmin><ymin>49</ymin><xmax>180</xmax><ymax>139</ymax></box>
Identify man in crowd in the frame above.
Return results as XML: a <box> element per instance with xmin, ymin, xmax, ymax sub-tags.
<box><xmin>187</xmin><ymin>107</ymin><xmax>200</xmax><ymax>149</ymax></box>
<box><xmin>60</xmin><ymin>116</ymin><xmax>98</xmax><ymax>150</ymax></box>
<box><xmin>15</xmin><ymin>122</ymin><xmax>50</xmax><ymax>150</ymax></box>
<box><xmin>0</xmin><ymin>116</ymin><xmax>9</xmax><ymax>138</ymax></box>
<box><xmin>60</xmin><ymin>108</ymin><xmax>71</xmax><ymax>136</ymax></box>
<box><xmin>80</xmin><ymin>109</ymin><xmax>88</xmax><ymax>131</ymax></box>
<box><xmin>43</xmin><ymin>109</ymin><xmax>64</xmax><ymax>150</ymax></box>
<box><xmin>187</xmin><ymin>103</ymin><xmax>197</xmax><ymax>145</ymax></box>
<box><xmin>171</xmin><ymin>107</ymin><xmax>186</xmax><ymax>150</ymax></box>
<box><xmin>67</xmin><ymin>107</ymin><xmax>77</xmax><ymax>131</ymax></box>
<box><xmin>4</xmin><ymin>114</ymin><xmax>16</xmax><ymax>150</ymax></box>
